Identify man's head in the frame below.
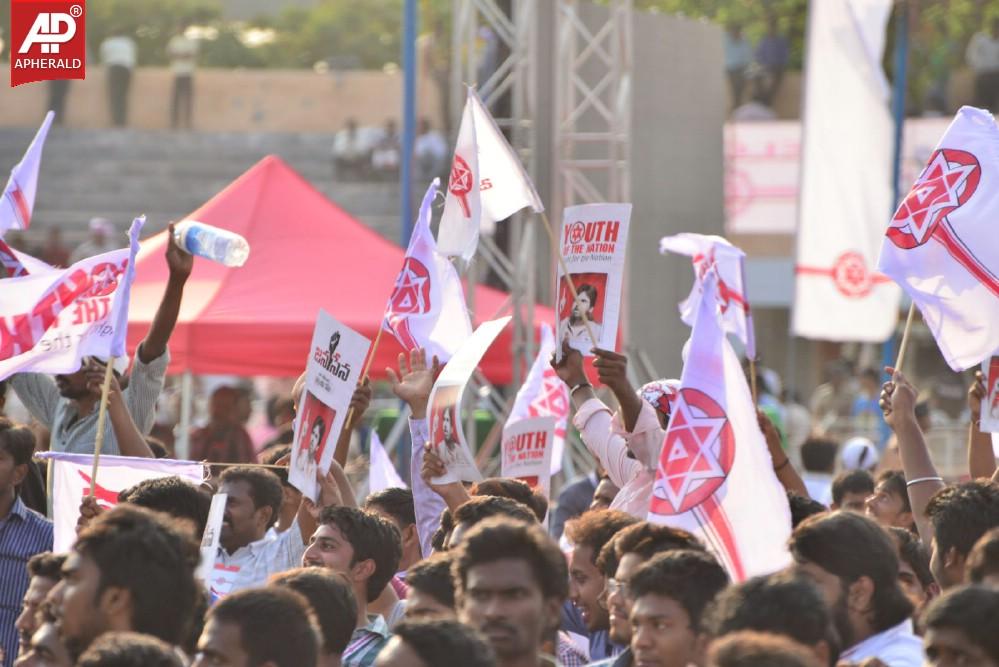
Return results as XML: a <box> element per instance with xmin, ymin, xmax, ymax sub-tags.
<box><xmin>704</xmin><ymin>571</ymin><xmax>839</xmax><ymax>667</ymax></box>
<box><xmin>470</xmin><ymin>478</ymin><xmax>549</xmax><ymax>523</ymax></box>
<box><xmin>787</xmin><ymin>493</ymin><xmax>827</xmax><ymax>528</ymax></box>
<box><xmin>570</xmin><ymin>284</ymin><xmax>598</xmax><ymax>323</ymax></box>
<box><xmin>923</xmin><ymin>585</ymin><xmax>999</xmax><ymax>667</ymax></box>
<box><xmin>49</xmin><ymin>504</ymin><xmax>199</xmax><ymax>660</ymax></box>
<box><xmin>374</xmin><ymin>619</ymin><xmax>497</xmax><ymax>667</ymax></box>
<box><xmin>830</xmin><ymin>469</ymin><xmax>874</xmax><ymax>512</ymax></box>
<box><xmin>800</xmin><ymin>438</ymin><xmax>837</xmax><ymax>474</ymax></box>
<box><xmin>20</xmin><ymin>603</ymin><xmax>72</xmax><ymax>667</ymax></box>
<box><xmin>0</xmin><ymin>418</ymin><xmax>34</xmax><ymax>496</ymax></box>
<box><xmin>302</xmin><ymin>506</ymin><xmax>402</xmax><ymax>603</ymax></box>
<box><xmin>448</xmin><ymin>495</ymin><xmax>536</xmax><ymax>549</ymax></box>
<box><xmin>865</xmin><ymin>470</ymin><xmax>914</xmax><ymax>530</ymax></box>
<box><xmin>193</xmin><ymin>587</ymin><xmax>319</xmax><ymax>667</ymax></box>
<box><xmin>967</xmin><ymin>527</ymin><xmax>999</xmax><ymax>588</ymax></box>
<box><xmin>590</xmin><ymin>476</ymin><xmax>619</xmax><ymax>511</ymax></box>
<box><xmin>270</xmin><ymin>567</ymin><xmax>357</xmax><ymax>661</ymax></box>
<box><xmin>88</xmin><ymin>217</ymin><xmax>112</xmax><ymax>244</ymax></box>
<box><xmin>209</xmin><ymin>386</ymin><xmax>239</xmax><ymax>425</ymax></box>
<box><xmin>598</xmin><ymin>521</ymin><xmax>704</xmax><ymax>645</ymax></box>
<box><xmin>117</xmin><ymin>476</ymin><xmax>210</xmax><ymax>538</ymax></box>
<box><xmin>706</xmin><ymin>631</ymin><xmax>821</xmax><ymax>667</ymax></box>
<box><xmin>405</xmin><ymin>554</ymin><xmax>457</xmax><ymax>620</ymax></box>
<box><xmin>218</xmin><ymin>467</ymin><xmax>284</xmax><ymax>552</ymax></box>
<box><xmin>76</xmin><ymin>632</ymin><xmax>183</xmax><ymax>667</ymax></box>
<box><xmin>888</xmin><ymin>526</ymin><xmax>938</xmax><ymax>615</ymax></box>
<box><xmin>628</xmin><ymin>549</ymin><xmax>730</xmax><ymax>667</ymax></box>
<box><xmin>16</xmin><ymin>553</ymin><xmax>66</xmax><ymax>657</ymax></box>
<box><xmin>564</xmin><ymin>509</ymin><xmax>639</xmax><ymax>632</ymax></box>
<box><xmin>789</xmin><ymin>511</ymin><xmax>912</xmax><ymax>649</ymax></box>
<box><xmin>453</xmin><ymin>517</ymin><xmax>567</xmax><ymax>664</ymax></box>
<box><xmin>365</xmin><ymin>487</ymin><xmax>421</xmax><ymax>571</ymax></box>
<box><xmin>926</xmin><ymin>481</ymin><xmax>999</xmax><ymax>589</ymax></box>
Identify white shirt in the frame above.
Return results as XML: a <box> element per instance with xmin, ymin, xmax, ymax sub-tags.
<box><xmin>802</xmin><ymin>472</ymin><xmax>833</xmax><ymax>506</ymax></box>
<box><xmin>100</xmin><ymin>36</ymin><xmax>137</xmax><ymax>69</ymax></box>
<box><xmin>414</xmin><ymin>131</ymin><xmax>447</xmax><ymax>162</ymax></box>
<box><xmin>167</xmin><ymin>34</ymin><xmax>198</xmax><ymax>75</ymax></box>
<box><xmin>839</xmin><ymin>619</ymin><xmax>923</xmax><ymax>667</ymax></box>
<box><xmin>967</xmin><ymin>31</ymin><xmax>999</xmax><ymax>72</ymax></box>
<box><xmin>209</xmin><ymin>518</ymin><xmax>307</xmax><ymax>597</ymax></box>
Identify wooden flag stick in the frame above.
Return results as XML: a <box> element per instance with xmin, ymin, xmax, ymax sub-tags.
<box><xmin>538</xmin><ymin>211</ymin><xmax>600</xmax><ymax>350</ymax></box>
<box><xmin>334</xmin><ymin>324</ymin><xmax>385</xmax><ymax>467</ymax></box>
<box><xmin>894</xmin><ymin>302</ymin><xmax>917</xmax><ymax>372</ymax></box>
<box><xmin>89</xmin><ymin>359</ymin><xmax>116</xmax><ymax>496</ymax></box>
<box><xmin>748</xmin><ymin>356</ymin><xmax>759</xmax><ymax>405</ymax></box>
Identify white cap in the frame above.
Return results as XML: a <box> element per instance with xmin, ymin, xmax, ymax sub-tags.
<box><xmin>841</xmin><ymin>437</ymin><xmax>879</xmax><ymax>471</ymax></box>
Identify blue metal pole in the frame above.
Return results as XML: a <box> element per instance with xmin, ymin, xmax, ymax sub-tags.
<box><xmin>400</xmin><ymin>0</ymin><xmax>418</xmax><ymax>244</ymax></box>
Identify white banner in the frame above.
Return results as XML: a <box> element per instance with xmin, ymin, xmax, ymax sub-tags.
<box><xmin>41</xmin><ymin>452</ymin><xmax>204</xmax><ymax>551</ymax></box>
<box><xmin>791</xmin><ymin>0</ymin><xmax>900</xmax><ymax>342</ymax></box>
<box><xmin>197</xmin><ymin>493</ymin><xmax>227</xmax><ymax>584</ymax></box>
<box><xmin>555</xmin><ymin>203</ymin><xmax>631</xmax><ymax>359</ymax></box>
<box><xmin>368</xmin><ymin>430</ymin><xmax>407</xmax><ymax>493</ymax></box>
<box><xmin>289</xmin><ymin>310</ymin><xmax>371</xmax><ymax>501</ymax></box>
<box><xmin>428</xmin><ymin>317</ymin><xmax>511</xmax><ymax>484</ymax></box>
<box><xmin>501</xmin><ymin>416</ymin><xmax>556</xmax><ymax>499</ymax></box>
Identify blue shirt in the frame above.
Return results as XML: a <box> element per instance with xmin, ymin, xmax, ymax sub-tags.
<box><xmin>0</xmin><ymin>496</ymin><xmax>54</xmax><ymax>667</ymax></box>
<box><xmin>756</xmin><ymin>34</ymin><xmax>789</xmax><ymax>69</ymax></box>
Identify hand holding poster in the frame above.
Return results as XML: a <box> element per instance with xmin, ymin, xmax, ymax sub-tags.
<box><xmin>290</xmin><ymin>310</ymin><xmax>371</xmax><ymax>502</ymax></box>
<box><xmin>555</xmin><ymin>203</ymin><xmax>631</xmax><ymax>359</ymax></box>
<box><xmin>981</xmin><ymin>356</ymin><xmax>999</xmax><ymax>433</ymax></box>
<box><xmin>501</xmin><ymin>416</ymin><xmax>556</xmax><ymax>498</ymax></box>
<box><xmin>428</xmin><ymin>317</ymin><xmax>511</xmax><ymax>484</ymax></box>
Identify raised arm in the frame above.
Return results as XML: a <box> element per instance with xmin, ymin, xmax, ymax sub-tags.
<box><xmin>881</xmin><ymin>366</ymin><xmax>945</xmax><ymax>545</ymax></box>
<box><xmin>86</xmin><ymin>362</ymin><xmax>153</xmax><ymax>458</ymax></box>
<box><xmin>758</xmin><ymin>409</ymin><xmax>808</xmax><ymax>498</ymax></box>
<box><xmin>966</xmin><ymin>371</ymin><xmax>996</xmax><ymax>480</ymax></box>
<box><xmin>332</xmin><ymin>378</ymin><xmax>372</xmax><ymax>467</ymax></box>
<box><xmin>137</xmin><ymin>223</ymin><xmax>192</xmax><ymax>364</ymax></box>
<box><xmin>593</xmin><ymin>348</ymin><xmax>642</xmax><ymax>432</ymax></box>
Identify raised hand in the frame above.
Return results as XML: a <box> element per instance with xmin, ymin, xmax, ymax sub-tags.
<box><xmin>880</xmin><ymin>366</ymin><xmax>918</xmax><ymax>430</ymax></box>
<box><xmin>550</xmin><ymin>340</ymin><xmax>587</xmax><ymax>388</ymax></box>
<box><xmin>969</xmin><ymin>370</ymin><xmax>986</xmax><ymax>422</ymax></box>
<box><xmin>593</xmin><ymin>348</ymin><xmax>631</xmax><ymax>395</ymax></box>
<box><xmin>166</xmin><ymin>222</ymin><xmax>194</xmax><ymax>281</ymax></box>
<box><xmin>345</xmin><ymin>378</ymin><xmax>372</xmax><ymax>429</ymax></box>
<box><xmin>386</xmin><ymin>347</ymin><xmax>440</xmax><ymax>418</ymax></box>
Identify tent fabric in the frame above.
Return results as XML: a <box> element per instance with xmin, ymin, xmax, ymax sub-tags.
<box><xmin>125</xmin><ymin>156</ymin><xmax>553</xmax><ymax>384</ymax></box>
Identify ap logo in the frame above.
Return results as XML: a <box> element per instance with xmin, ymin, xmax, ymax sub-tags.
<box><xmin>11</xmin><ymin>2</ymin><xmax>86</xmax><ymax>87</ymax></box>
<box><xmin>19</xmin><ymin>11</ymin><xmax>78</xmax><ymax>54</ymax></box>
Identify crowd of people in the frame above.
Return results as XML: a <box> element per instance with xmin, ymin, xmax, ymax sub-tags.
<box><xmin>2</xmin><ymin>233</ymin><xmax>999</xmax><ymax>667</ymax></box>
<box><xmin>331</xmin><ymin>118</ymin><xmax>448</xmax><ymax>183</ymax></box>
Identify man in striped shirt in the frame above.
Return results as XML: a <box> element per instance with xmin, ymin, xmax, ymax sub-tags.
<box><xmin>10</xmin><ymin>227</ymin><xmax>192</xmax><ymax>456</ymax></box>
<box><xmin>0</xmin><ymin>421</ymin><xmax>53</xmax><ymax>667</ymax></box>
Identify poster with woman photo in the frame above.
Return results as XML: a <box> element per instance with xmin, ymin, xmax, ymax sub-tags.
<box><xmin>555</xmin><ymin>203</ymin><xmax>631</xmax><ymax>360</ymax></box>
<box><xmin>293</xmin><ymin>391</ymin><xmax>338</xmax><ymax>488</ymax></box>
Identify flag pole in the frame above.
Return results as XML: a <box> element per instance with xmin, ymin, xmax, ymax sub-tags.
<box><xmin>334</xmin><ymin>324</ymin><xmax>385</xmax><ymax>467</ymax></box>
<box><xmin>88</xmin><ymin>359</ymin><xmax>116</xmax><ymax>496</ymax></box>
<box><xmin>538</xmin><ymin>211</ymin><xmax>600</xmax><ymax>350</ymax></box>
<box><xmin>748</xmin><ymin>357</ymin><xmax>759</xmax><ymax>405</ymax></box>
<box><xmin>893</xmin><ymin>301</ymin><xmax>916</xmax><ymax>372</ymax></box>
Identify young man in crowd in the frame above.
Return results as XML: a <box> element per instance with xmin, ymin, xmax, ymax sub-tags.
<box><xmin>374</xmin><ymin>618</ymin><xmax>497</xmax><ymax>667</ymax></box>
<box><xmin>627</xmin><ymin>549</ymin><xmax>729</xmax><ymax>667</ymax></box>
<box><xmin>564</xmin><ymin>509</ymin><xmax>638</xmax><ymax>661</ymax></box>
<box><xmin>404</xmin><ymin>554</ymin><xmax>456</xmax><ymax>620</ymax></box>
<box><xmin>364</xmin><ymin>487</ymin><xmax>420</xmax><ymax>627</ymax></box>
<box><xmin>14</xmin><ymin>553</ymin><xmax>64</xmax><ymax>660</ymax></box>
<box><xmin>866</xmin><ymin>470</ymin><xmax>915</xmax><ymax>531</ymax></box>
<box><xmin>302</xmin><ymin>506</ymin><xmax>402</xmax><ymax>667</ymax></box>
<box><xmin>193</xmin><ymin>587</ymin><xmax>319</xmax><ymax>667</ymax></box>
<box><xmin>47</xmin><ymin>505</ymin><xmax>199</xmax><ymax>662</ymax></box>
<box><xmin>78</xmin><ymin>475</ymin><xmax>211</xmax><ymax>539</ymax></box>
<box><xmin>592</xmin><ymin>522</ymin><xmax>704</xmax><ymax>667</ymax></box>
<box><xmin>271</xmin><ymin>567</ymin><xmax>358</xmax><ymax>667</ymax></box>
<box><xmin>447</xmin><ymin>496</ymin><xmax>538</xmax><ymax>549</ymax></box>
<box><xmin>888</xmin><ymin>527</ymin><xmax>939</xmax><ymax>623</ymax></box>
<box><xmin>75</xmin><ymin>632</ymin><xmax>183</xmax><ymax>667</ymax></box>
<box><xmin>830</xmin><ymin>469</ymin><xmax>874</xmax><ymax>512</ymax></box>
<box><xmin>705</xmin><ymin>631</ymin><xmax>821</xmax><ymax>667</ymax></box>
<box><xmin>966</xmin><ymin>527</ymin><xmax>999</xmax><ymax>587</ymax></box>
<box><xmin>704</xmin><ymin>571</ymin><xmax>839</xmax><ymax>667</ymax></box>
<box><xmin>925</xmin><ymin>480</ymin><xmax>999</xmax><ymax>589</ymax></box>
<box><xmin>15</xmin><ymin>603</ymin><xmax>71</xmax><ymax>667</ymax></box>
<box><xmin>0</xmin><ymin>421</ymin><xmax>52</xmax><ymax>667</ymax></box>
<box><xmin>453</xmin><ymin>517</ymin><xmax>567</xmax><ymax>667</ymax></box>
<box><xmin>789</xmin><ymin>511</ymin><xmax>921</xmax><ymax>666</ymax></box>
<box><xmin>922</xmin><ymin>585</ymin><xmax>999</xmax><ymax>667</ymax></box>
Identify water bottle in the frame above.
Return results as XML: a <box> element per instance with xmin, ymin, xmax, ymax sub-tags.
<box><xmin>172</xmin><ymin>220</ymin><xmax>250</xmax><ymax>267</ymax></box>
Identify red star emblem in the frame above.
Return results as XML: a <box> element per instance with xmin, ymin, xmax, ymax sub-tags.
<box><xmin>449</xmin><ymin>154</ymin><xmax>474</xmax><ymax>218</ymax></box>
<box><xmin>388</xmin><ymin>258</ymin><xmax>432</xmax><ymax>316</ymax></box>
<box><xmin>528</xmin><ymin>369</ymin><xmax>569</xmax><ymax>438</ymax></box>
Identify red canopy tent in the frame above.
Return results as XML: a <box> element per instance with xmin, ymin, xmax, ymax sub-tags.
<box><xmin>126</xmin><ymin>156</ymin><xmax>553</xmax><ymax>384</ymax></box>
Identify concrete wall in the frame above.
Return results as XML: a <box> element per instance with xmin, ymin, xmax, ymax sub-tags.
<box><xmin>0</xmin><ymin>66</ymin><xmax>444</xmax><ymax>132</ymax></box>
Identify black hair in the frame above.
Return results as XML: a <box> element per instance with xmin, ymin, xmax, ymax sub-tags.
<box><xmin>470</xmin><ymin>478</ymin><xmax>549</xmax><ymax>522</ymax></box>
<box><xmin>406</xmin><ymin>553</ymin><xmax>456</xmax><ymax>609</ymax></box>
<box><xmin>800</xmin><ymin>438</ymin><xmax>837</xmax><ymax>474</ymax></box>
<box><xmin>453</xmin><ymin>495</ymin><xmax>538</xmax><ymax>529</ymax></box>
<box><xmin>431</xmin><ymin>509</ymin><xmax>454</xmax><ymax>552</ymax></box>
<box><xmin>26</xmin><ymin>552</ymin><xmax>66</xmax><ymax>580</ymax></box>
<box><xmin>0</xmin><ymin>417</ymin><xmax>35</xmax><ymax>466</ymax></box>
<box><xmin>628</xmin><ymin>549</ymin><xmax>729</xmax><ymax>632</ymax></box>
<box><xmin>392</xmin><ymin>618</ymin><xmax>497</xmax><ymax>667</ymax></box>
<box><xmin>923</xmin><ymin>585</ymin><xmax>999</xmax><ymax>664</ymax></box>
<box><xmin>365</xmin><ymin>486</ymin><xmax>417</xmax><ymax>527</ymax></box>
<box><xmin>260</xmin><ymin>445</ymin><xmax>292</xmax><ymax>486</ymax></box>
<box><xmin>875</xmin><ymin>470</ymin><xmax>911</xmax><ymax>513</ymax></box>
<box><xmin>966</xmin><ymin>526</ymin><xmax>999</xmax><ymax>584</ymax></box>
<box><xmin>219</xmin><ymin>466</ymin><xmax>284</xmax><ymax>529</ymax></box>
<box><xmin>707</xmin><ymin>630</ymin><xmax>821</xmax><ymax>667</ymax></box>
<box><xmin>271</xmin><ymin>567</ymin><xmax>358</xmax><ymax>656</ymax></box>
<box><xmin>118</xmin><ymin>476</ymin><xmax>211</xmax><ymax>536</ymax></box>
<box><xmin>787</xmin><ymin>492</ymin><xmax>827</xmax><ymax>528</ymax></box>
<box><xmin>565</xmin><ymin>509</ymin><xmax>639</xmax><ymax>565</ymax></box>
<box><xmin>831</xmin><ymin>469</ymin><xmax>874</xmax><ymax>507</ymax></box>
<box><xmin>145</xmin><ymin>437</ymin><xmax>168</xmax><ymax>459</ymax></box>
<box><xmin>208</xmin><ymin>587</ymin><xmax>319</xmax><ymax>667</ymax></box>
<box><xmin>317</xmin><ymin>506</ymin><xmax>402</xmax><ymax>602</ymax></box>
<box><xmin>596</xmin><ymin>520</ymin><xmax>704</xmax><ymax>577</ymax></box>
<box><xmin>888</xmin><ymin>526</ymin><xmax>934</xmax><ymax>588</ymax></box>
<box><xmin>925</xmin><ymin>481</ymin><xmax>999</xmax><ymax>559</ymax></box>
<box><xmin>76</xmin><ymin>632</ymin><xmax>184</xmax><ymax>667</ymax></box>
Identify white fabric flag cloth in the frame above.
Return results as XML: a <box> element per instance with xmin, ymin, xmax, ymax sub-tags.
<box><xmin>879</xmin><ymin>106</ymin><xmax>999</xmax><ymax>370</ymax></box>
<box><xmin>438</xmin><ymin>88</ymin><xmax>544</xmax><ymax>260</ymax></box>
<box><xmin>0</xmin><ymin>217</ymin><xmax>143</xmax><ymax>380</ymax></box>
<box><xmin>660</xmin><ymin>233</ymin><xmax>756</xmax><ymax>359</ymax></box>
<box><xmin>649</xmin><ymin>273</ymin><xmax>791</xmax><ymax>581</ymax></box>
<box><xmin>383</xmin><ymin>180</ymin><xmax>471</xmax><ymax>363</ymax></box>
<box><xmin>0</xmin><ymin>111</ymin><xmax>54</xmax><ymax>232</ymax></box>
<box><xmin>368</xmin><ymin>430</ymin><xmax>407</xmax><ymax>493</ymax></box>
<box><xmin>505</xmin><ymin>325</ymin><xmax>570</xmax><ymax>474</ymax></box>
<box><xmin>792</xmin><ymin>0</ymin><xmax>900</xmax><ymax>342</ymax></box>
<box><xmin>39</xmin><ymin>452</ymin><xmax>204</xmax><ymax>551</ymax></box>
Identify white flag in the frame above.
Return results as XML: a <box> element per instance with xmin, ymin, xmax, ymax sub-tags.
<box><xmin>649</xmin><ymin>273</ymin><xmax>791</xmax><ymax>581</ymax></box>
<box><xmin>40</xmin><ymin>452</ymin><xmax>204</xmax><ymax>551</ymax></box>
<box><xmin>1</xmin><ymin>111</ymin><xmax>54</xmax><ymax>232</ymax></box>
<box><xmin>383</xmin><ymin>180</ymin><xmax>472</xmax><ymax>363</ymax></box>
<box><xmin>660</xmin><ymin>233</ymin><xmax>756</xmax><ymax>359</ymax></box>
<box><xmin>791</xmin><ymin>0</ymin><xmax>900</xmax><ymax>342</ymax></box>
<box><xmin>438</xmin><ymin>89</ymin><xmax>544</xmax><ymax>260</ymax></box>
<box><xmin>505</xmin><ymin>325</ymin><xmax>570</xmax><ymax>474</ymax></box>
<box><xmin>0</xmin><ymin>217</ymin><xmax>143</xmax><ymax>380</ymax></box>
<box><xmin>368</xmin><ymin>430</ymin><xmax>407</xmax><ymax>493</ymax></box>
<box><xmin>879</xmin><ymin>106</ymin><xmax>999</xmax><ymax>370</ymax></box>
